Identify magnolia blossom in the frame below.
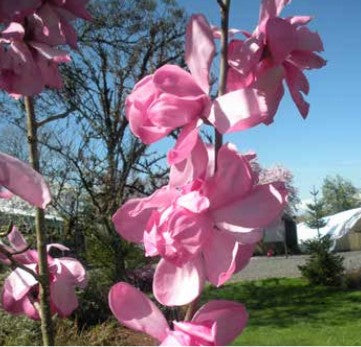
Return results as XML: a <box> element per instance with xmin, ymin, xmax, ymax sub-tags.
<box><xmin>0</xmin><ymin>22</ymin><xmax>71</xmax><ymax>96</ymax></box>
<box><xmin>0</xmin><ymin>151</ymin><xmax>51</xmax><ymax>208</ymax></box>
<box><xmin>125</xmin><ymin>13</ymin><xmax>277</xmax><ymax>148</ymax></box>
<box><xmin>1</xmin><ymin>228</ymin><xmax>87</xmax><ymax>320</ymax></box>
<box><xmin>0</xmin><ymin>0</ymin><xmax>90</xmax><ymax>96</ymax></box>
<box><xmin>0</xmin><ymin>0</ymin><xmax>41</xmax><ymax>22</ymax></box>
<box><xmin>125</xmin><ymin>14</ymin><xmax>214</xmax><ymax>145</ymax></box>
<box><xmin>109</xmin><ymin>282</ymin><xmax>248</xmax><ymax>346</ymax></box>
<box><xmin>26</xmin><ymin>0</ymin><xmax>92</xmax><ymax>49</ymax></box>
<box><xmin>113</xmin><ymin>143</ymin><xmax>288</xmax><ymax>305</ymax></box>
<box><xmin>214</xmin><ymin>0</ymin><xmax>326</xmax><ymax>133</ymax></box>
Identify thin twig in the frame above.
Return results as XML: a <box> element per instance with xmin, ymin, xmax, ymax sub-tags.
<box><xmin>37</xmin><ymin>108</ymin><xmax>75</xmax><ymax>128</ymax></box>
<box><xmin>183</xmin><ymin>0</ymin><xmax>231</xmax><ymax>321</ymax></box>
<box><xmin>0</xmin><ymin>222</ymin><xmax>14</xmax><ymax>237</ymax></box>
<box><xmin>0</xmin><ymin>245</ymin><xmax>39</xmax><ymax>280</ymax></box>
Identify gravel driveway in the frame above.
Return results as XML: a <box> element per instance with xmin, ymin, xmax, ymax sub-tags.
<box><xmin>232</xmin><ymin>251</ymin><xmax>361</xmax><ymax>281</ymax></box>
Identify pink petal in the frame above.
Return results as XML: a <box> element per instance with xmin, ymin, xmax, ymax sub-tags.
<box><xmin>203</xmin><ymin>229</ymin><xmax>239</xmax><ymax>286</ymax></box>
<box><xmin>206</xmin><ymin>144</ymin><xmax>254</xmax><ymax>210</ymax></box>
<box><xmin>176</xmin><ymin>191</ymin><xmax>210</xmax><ymax>213</ymax></box>
<box><xmin>229</xmin><ymin>229</ymin><xmax>264</xmax><ymax>244</ymax></box>
<box><xmin>0</xmin><ymin>41</ymin><xmax>44</xmax><ymax>96</ymax></box>
<box><xmin>125</xmin><ymin>75</ymin><xmax>171</xmax><ymax>144</ymax></box>
<box><xmin>112</xmin><ymin>199</ymin><xmax>153</xmax><ymax>243</ymax></box>
<box><xmin>226</xmin><ymin>67</ymin><xmax>255</xmax><ymax>92</ymax></box>
<box><xmin>29</xmin><ymin>42</ymin><xmax>70</xmax><ymax>62</ymax></box>
<box><xmin>56</xmin><ymin>257</ymin><xmax>87</xmax><ymax>288</ymax></box>
<box><xmin>167</xmin><ymin>121</ymin><xmax>199</xmax><ymax>165</ymax></box>
<box><xmin>294</xmin><ymin>26</ymin><xmax>324</xmax><ymax>52</ymax></box>
<box><xmin>153</xmin><ymin>65</ymin><xmax>204</xmax><ymax>97</ymax></box>
<box><xmin>0</xmin><ymin>186</ymin><xmax>13</xmax><ymax>199</ymax></box>
<box><xmin>149</xmin><ymin>93</ymin><xmax>206</xmax><ymax>129</ymax></box>
<box><xmin>235</xmin><ymin>242</ymin><xmax>257</xmax><ymax>273</ymax></box>
<box><xmin>112</xmin><ymin>187</ymin><xmax>177</xmax><ymax>244</ymax></box>
<box><xmin>284</xmin><ymin>62</ymin><xmax>310</xmax><ymax>118</ymax></box>
<box><xmin>2</xmin><ymin>288</ymin><xmax>40</xmax><ymax>320</ymax></box>
<box><xmin>2</xmin><ymin>23</ymin><xmax>25</xmax><ymax>41</ymax></box>
<box><xmin>173</xmin><ymin>321</ymin><xmax>215</xmax><ymax>345</ymax></box>
<box><xmin>32</xmin><ymin>51</ymin><xmax>64</xmax><ymax>89</ymax></box>
<box><xmin>228</xmin><ymin>38</ymin><xmax>263</xmax><ymax>77</ymax></box>
<box><xmin>208</xmin><ymin>88</ymin><xmax>269</xmax><ymax>134</ymax></box>
<box><xmin>0</xmin><ymin>152</ymin><xmax>51</xmax><ymax>208</ymax></box>
<box><xmin>213</xmin><ymin>182</ymin><xmax>288</xmax><ymax>229</ymax></box>
<box><xmin>109</xmin><ymin>282</ymin><xmax>169</xmax><ymax>342</ymax></box>
<box><xmin>192</xmin><ymin>300</ymin><xmax>248</xmax><ymax>345</ymax></box>
<box><xmin>0</xmin><ymin>0</ymin><xmax>40</xmax><ymax>22</ymax></box>
<box><xmin>130</xmin><ymin>186</ymin><xmax>177</xmax><ymax>216</ymax></box>
<box><xmin>160</xmin><ymin>331</ymin><xmax>191</xmax><ymax>346</ymax></box>
<box><xmin>58</xmin><ymin>0</ymin><xmax>92</xmax><ymax>21</ymax></box>
<box><xmin>288</xmin><ymin>51</ymin><xmax>327</xmax><ymax>70</ymax></box>
<box><xmin>286</xmin><ymin>15</ymin><xmax>313</xmax><ymax>26</ymax></box>
<box><xmin>7</xmin><ymin>226</ymin><xmax>28</xmax><ymax>251</ymax></box>
<box><xmin>185</xmin><ymin>14</ymin><xmax>215</xmax><ymax>93</ymax></box>
<box><xmin>29</xmin><ymin>3</ymin><xmax>66</xmax><ymax>46</ymax></box>
<box><xmin>50</xmin><ymin>278</ymin><xmax>78</xmax><ymax>317</ymax></box>
<box><xmin>266</xmin><ymin>18</ymin><xmax>296</xmax><ymax>64</ymax></box>
<box><xmin>153</xmin><ymin>257</ymin><xmax>205</xmax><ymax>306</ymax></box>
<box><xmin>169</xmin><ymin>129</ymin><xmax>209</xmax><ymax>188</ymax></box>
<box><xmin>46</xmin><ymin>243</ymin><xmax>70</xmax><ymax>252</ymax></box>
<box><xmin>251</xmin><ymin>61</ymin><xmax>285</xmax><ymax>124</ymax></box>
<box><xmin>4</xmin><ymin>265</ymin><xmax>38</xmax><ymax>300</ymax></box>
<box><xmin>259</xmin><ymin>0</ymin><xmax>291</xmax><ymax>27</ymax></box>
<box><xmin>58</xmin><ymin>15</ymin><xmax>78</xmax><ymax>49</ymax></box>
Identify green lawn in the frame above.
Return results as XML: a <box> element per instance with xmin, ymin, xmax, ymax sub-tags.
<box><xmin>202</xmin><ymin>278</ymin><xmax>361</xmax><ymax>346</ymax></box>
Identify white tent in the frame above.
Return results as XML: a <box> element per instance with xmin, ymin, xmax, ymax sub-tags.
<box><xmin>297</xmin><ymin>207</ymin><xmax>361</xmax><ymax>250</ymax></box>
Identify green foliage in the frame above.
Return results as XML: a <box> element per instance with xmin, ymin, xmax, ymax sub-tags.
<box><xmin>202</xmin><ymin>278</ymin><xmax>361</xmax><ymax>346</ymax></box>
<box><xmin>305</xmin><ymin>186</ymin><xmax>327</xmax><ymax>232</ymax></box>
<box><xmin>322</xmin><ymin>175</ymin><xmax>360</xmax><ymax>214</ymax></box>
<box><xmin>298</xmin><ymin>235</ymin><xmax>345</xmax><ymax>287</ymax></box>
<box><xmin>73</xmin><ymin>268</ymin><xmax>113</xmax><ymax>329</ymax></box>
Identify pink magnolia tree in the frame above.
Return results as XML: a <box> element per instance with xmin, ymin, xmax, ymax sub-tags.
<box><xmin>0</xmin><ymin>0</ymin><xmax>325</xmax><ymax>346</ymax></box>
<box><xmin>109</xmin><ymin>0</ymin><xmax>325</xmax><ymax>345</ymax></box>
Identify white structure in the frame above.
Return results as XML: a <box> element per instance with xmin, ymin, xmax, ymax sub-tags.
<box><xmin>297</xmin><ymin>207</ymin><xmax>361</xmax><ymax>251</ymax></box>
<box><xmin>0</xmin><ymin>195</ymin><xmax>63</xmax><ymax>222</ymax></box>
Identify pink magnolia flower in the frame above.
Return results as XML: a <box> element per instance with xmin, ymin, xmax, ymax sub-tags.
<box><xmin>1</xmin><ymin>228</ymin><xmax>87</xmax><ymax>320</ymax></box>
<box><xmin>0</xmin><ymin>226</ymin><xmax>32</xmax><ymax>265</ymax></box>
<box><xmin>113</xmin><ymin>143</ymin><xmax>287</xmax><ymax>305</ymax></box>
<box><xmin>125</xmin><ymin>14</ymin><xmax>214</xmax><ymax>145</ymax></box>
<box><xmin>0</xmin><ymin>22</ymin><xmax>70</xmax><ymax>96</ymax></box>
<box><xmin>127</xmin><ymin>12</ymin><xmax>284</xmax><ymax>148</ymax></box>
<box><xmin>213</xmin><ymin>0</ymin><xmax>326</xmax><ymax>133</ymax></box>
<box><xmin>0</xmin><ymin>151</ymin><xmax>51</xmax><ymax>208</ymax></box>
<box><xmin>27</xmin><ymin>0</ymin><xmax>92</xmax><ymax>49</ymax></box>
<box><xmin>0</xmin><ymin>0</ymin><xmax>40</xmax><ymax>22</ymax></box>
<box><xmin>109</xmin><ymin>282</ymin><xmax>248</xmax><ymax>346</ymax></box>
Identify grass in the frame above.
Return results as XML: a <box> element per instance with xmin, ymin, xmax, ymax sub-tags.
<box><xmin>202</xmin><ymin>277</ymin><xmax>361</xmax><ymax>346</ymax></box>
<box><xmin>2</xmin><ymin>277</ymin><xmax>361</xmax><ymax>345</ymax></box>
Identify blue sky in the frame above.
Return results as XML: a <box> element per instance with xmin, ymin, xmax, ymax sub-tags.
<box><xmin>153</xmin><ymin>0</ymin><xmax>361</xmax><ymax>201</ymax></box>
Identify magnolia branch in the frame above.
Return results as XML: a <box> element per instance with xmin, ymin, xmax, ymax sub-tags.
<box><xmin>37</xmin><ymin>108</ymin><xmax>75</xmax><ymax>128</ymax></box>
<box><xmin>0</xmin><ymin>245</ymin><xmax>39</xmax><ymax>280</ymax></box>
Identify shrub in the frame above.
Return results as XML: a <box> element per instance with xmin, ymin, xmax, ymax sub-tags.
<box><xmin>298</xmin><ymin>235</ymin><xmax>345</xmax><ymax>287</ymax></box>
<box><xmin>344</xmin><ymin>268</ymin><xmax>361</xmax><ymax>290</ymax></box>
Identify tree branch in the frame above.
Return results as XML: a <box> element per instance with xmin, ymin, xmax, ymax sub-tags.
<box><xmin>37</xmin><ymin>108</ymin><xmax>75</xmax><ymax>128</ymax></box>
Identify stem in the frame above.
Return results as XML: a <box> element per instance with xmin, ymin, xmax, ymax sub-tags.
<box><xmin>25</xmin><ymin>96</ymin><xmax>55</xmax><ymax>346</ymax></box>
<box><xmin>184</xmin><ymin>297</ymin><xmax>199</xmax><ymax>321</ymax></box>
<box><xmin>215</xmin><ymin>0</ymin><xmax>230</xmax><ymax>158</ymax></box>
<box><xmin>0</xmin><ymin>245</ymin><xmax>39</xmax><ymax>280</ymax></box>
<box><xmin>184</xmin><ymin>0</ymin><xmax>231</xmax><ymax>321</ymax></box>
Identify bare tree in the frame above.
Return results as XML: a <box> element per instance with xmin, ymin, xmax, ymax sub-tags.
<box><xmin>1</xmin><ymin>0</ymin><xmax>187</xmax><ymax>280</ymax></box>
